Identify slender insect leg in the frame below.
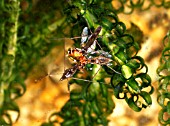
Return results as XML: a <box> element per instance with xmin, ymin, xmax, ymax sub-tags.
<box><xmin>107</xmin><ymin>65</ymin><xmax>121</xmax><ymax>74</ymax></box>
<box><xmin>91</xmin><ymin>65</ymin><xmax>102</xmax><ymax>80</ymax></box>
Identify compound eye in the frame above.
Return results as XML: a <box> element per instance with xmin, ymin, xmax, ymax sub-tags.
<box><xmin>81</xmin><ymin>49</ymin><xmax>86</xmax><ymax>54</ymax></box>
<box><xmin>68</xmin><ymin>48</ymin><xmax>71</xmax><ymax>54</ymax></box>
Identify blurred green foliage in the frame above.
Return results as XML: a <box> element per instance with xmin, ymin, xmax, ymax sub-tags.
<box><xmin>0</xmin><ymin>0</ymin><xmax>170</xmax><ymax>125</ymax></box>
<box><xmin>157</xmin><ymin>31</ymin><xmax>170</xmax><ymax>125</ymax></box>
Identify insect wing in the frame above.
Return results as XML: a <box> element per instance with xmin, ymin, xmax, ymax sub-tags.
<box><xmin>83</xmin><ymin>26</ymin><xmax>102</xmax><ymax>52</ymax></box>
<box><xmin>81</xmin><ymin>27</ymin><xmax>88</xmax><ymax>47</ymax></box>
<box><xmin>88</xmin><ymin>56</ymin><xmax>112</xmax><ymax>65</ymax></box>
<box><xmin>92</xmin><ymin>50</ymin><xmax>112</xmax><ymax>58</ymax></box>
<box><xmin>86</xmin><ymin>40</ymin><xmax>96</xmax><ymax>53</ymax></box>
<box><xmin>60</xmin><ymin>64</ymin><xmax>79</xmax><ymax>81</ymax></box>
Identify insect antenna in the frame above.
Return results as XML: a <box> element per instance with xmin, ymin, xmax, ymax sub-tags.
<box><xmin>34</xmin><ymin>73</ymin><xmax>49</xmax><ymax>83</ymax></box>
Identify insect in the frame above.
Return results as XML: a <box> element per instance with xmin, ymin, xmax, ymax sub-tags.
<box><xmin>35</xmin><ymin>26</ymin><xmax>120</xmax><ymax>90</ymax></box>
<box><xmin>66</xmin><ymin>26</ymin><xmax>102</xmax><ymax>62</ymax></box>
<box><xmin>60</xmin><ymin>26</ymin><xmax>118</xmax><ymax>82</ymax></box>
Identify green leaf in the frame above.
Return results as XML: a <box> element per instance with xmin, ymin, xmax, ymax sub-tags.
<box><xmin>121</xmin><ymin>65</ymin><xmax>132</xmax><ymax>79</ymax></box>
<box><xmin>126</xmin><ymin>96</ymin><xmax>142</xmax><ymax>112</ymax></box>
<box><xmin>126</xmin><ymin>77</ymin><xmax>140</xmax><ymax>93</ymax></box>
<box><xmin>140</xmin><ymin>91</ymin><xmax>152</xmax><ymax>105</ymax></box>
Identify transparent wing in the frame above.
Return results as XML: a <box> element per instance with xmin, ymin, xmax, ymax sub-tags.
<box><xmin>81</xmin><ymin>27</ymin><xmax>88</xmax><ymax>47</ymax></box>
